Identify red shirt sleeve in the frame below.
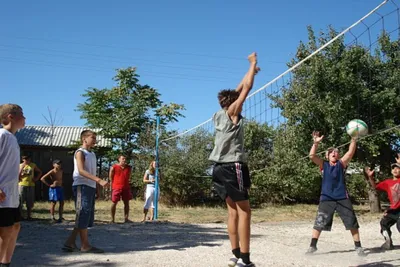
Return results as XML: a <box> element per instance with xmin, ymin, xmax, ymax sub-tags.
<box><xmin>376</xmin><ymin>180</ymin><xmax>388</xmax><ymax>191</ymax></box>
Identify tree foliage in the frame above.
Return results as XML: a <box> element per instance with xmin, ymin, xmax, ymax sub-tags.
<box><xmin>262</xmin><ymin>26</ymin><xmax>400</xmax><ymax>205</ymax></box>
<box><xmin>77</xmin><ymin>67</ymin><xmax>185</xmax><ymax>160</ymax></box>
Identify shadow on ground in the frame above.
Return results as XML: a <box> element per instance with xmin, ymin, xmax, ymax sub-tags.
<box><xmin>12</xmin><ymin>220</ymin><xmax>248</xmax><ymax>266</ymax></box>
<box><xmin>355</xmin><ymin>259</ymin><xmax>399</xmax><ymax>267</ymax></box>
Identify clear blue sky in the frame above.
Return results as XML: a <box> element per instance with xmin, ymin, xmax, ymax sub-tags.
<box><xmin>0</xmin><ymin>0</ymin><xmax>391</xmax><ymax>132</ymax></box>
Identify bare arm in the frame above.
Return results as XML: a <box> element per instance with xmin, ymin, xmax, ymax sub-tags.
<box><xmin>40</xmin><ymin>170</ymin><xmax>54</xmax><ymax>187</ymax></box>
<box><xmin>109</xmin><ymin>166</ymin><xmax>114</xmax><ymax>184</ymax></box>
<box><xmin>309</xmin><ymin>131</ymin><xmax>324</xmax><ymax>168</ymax></box>
<box><xmin>235</xmin><ymin>66</ymin><xmax>260</xmax><ymax>93</ymax></box>
<box><xmin>143</xmin><ymin>171</ymin><xmax>153</xmax><ymax>184</ymax></box>
<box><xmin>33</xmin><ymin>165</ymin><xmax>42</xmax><ymax>182</ymax></box>
<box><xmin>76</xmin><ymin>151</ymin><xmax>108</xmax><ymax>187</ymax></box>
<box><xmin>341</xmin><ymin>138</ymin><xmax>357</xmax><ymax>168</ymax></box>
<box><xmin>364</xmin><ymin>167</ymin><xmax>377</xmax><ymax>188</ymax></box>
<box><xmin>19</xmin><ymin>163</ymin><xmax>26</xmax><ymax>179</ymax></box>
<box><xmin>227</xmin><ymin>53</ymin><xmax>258</xmax><ymax>120</ymax></box>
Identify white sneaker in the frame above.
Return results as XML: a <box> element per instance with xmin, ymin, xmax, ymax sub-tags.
<box><xmin>235</xmin><ymin>259</ymin><xmax>255</xmax><ymax>267</ymax></box>
<box><xmin>228</xmin><ymin>257</ymin><xmax>239</xmax><ymax>267</ymax></box>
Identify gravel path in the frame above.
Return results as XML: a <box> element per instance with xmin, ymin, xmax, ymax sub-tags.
<box><xmin>12</xmin><ymin>218</ymin><xmax>400</xmax><ymax>267</ymax></box>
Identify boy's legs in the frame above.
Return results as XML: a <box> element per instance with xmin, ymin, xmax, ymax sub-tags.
<box><xmin>64</xmin><ymin>185</ymin><xmax>101</xmax><ymax>252</ymax></box>
<box><xmin>18</xmin><ymin>186</ymin><xmax>25</xmax><ymax>218</ymax></box>
<box><xmin>64</xmin><ymin>185</ymin><xmax>80</xmax><ymax>249</ymax></box>
<box><xmin>226</xmin><ymin>197</ymin><xmax>240</xmax><ymax>266</ymax></box>
<box><xmin>307</xmin><ymin>201</ymin><xmax>335</xmax><ymax>254</ymax></box>
<box><xmin>236</xmin><ymin>199</ymin><xmax>251</xmax><ymax>264</ymax></box>
<box><xmin>213</xmin><ymin>163</ymin><xmax>253</xmax><ymax>265</ymax></box>
<box><xmin>226</xmin><ymin>197</ymin><xmax>239</xmax><ymax>249</ymax></box>
<box><xmin>110</xmin><ymin>189</ymin><xmax>120</xmax><ymax>223</ymax></box>
<box><xmin>64</xmin><ymin>228</ymin><xmax>79</xmax><ymax>250</ymax></box>
<box><xmin>0</xmin><ymin>225</ymin><xmax>14</xmax><ymax>264</ymax></box>
<box><xmin>380</xmin><ymin>210</ymin><xmax>398</xmax><ymax>249</ymax></box>
<box><xmin>122</xmin><ymin>189</ymin><xmax>132</xmax><ymax>222</ymax></box>
<box><xmin>0</xmin><ymin>208</ymin><xmax>21</xmax><ymax>265</ymax></box>
<box><xmin>50</xmin><ymin>202</ymin><xmax>56</xmax><ymax>220</ymax></box>
<box><xmin>56</xmin><ymin>187</ymin><xmax>64</xmax><ymax>221</ymax></box>
<box><xmin>59</xmin><ymin>201</ymin><xmax>64</xmax><ymax>220</ymax></box>
<box><xmin>336</xmin><ymin>199</ymin><xmax>365</xmax><ymax>256</ymax></box>
<box><xmin>3</xmin><ymin>223</ymin><xmax>20</xmax><ymax>264</ymax></box>
<box><xmin>123</xmin><ymin>200</ymin><xmax>130</xmax><ymax>222</ymax></box>
<box><xmin>110</xmin><ymin>202</ymin><xmax>117</xmax><ymax>223</ymax></box>
<box><xmin>26</xmin><ymin>186</ymin><xmax>35</xmax><ymax>219</ymax></box>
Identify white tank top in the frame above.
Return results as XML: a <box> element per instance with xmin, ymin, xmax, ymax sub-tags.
<box><xmin>0</xmin><ymin>129</ymin><xmax>20</xmax><ymax>208</ymax></box>
<box><xmin>72</xmin><ymin>148</ymin><xmax>97</xmax><ymax>188</ymax></box>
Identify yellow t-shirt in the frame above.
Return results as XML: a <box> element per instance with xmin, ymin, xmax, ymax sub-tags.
<box><xmin>19</xmin><ymin>163</ymin><xmax>37</xmax><ymax>187</ymax></box>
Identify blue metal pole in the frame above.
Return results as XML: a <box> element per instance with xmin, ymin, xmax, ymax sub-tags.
<box><xmin>154</xmin><ymin>116</ymin><xmax>160</xmax><ymax>220</ymax></box>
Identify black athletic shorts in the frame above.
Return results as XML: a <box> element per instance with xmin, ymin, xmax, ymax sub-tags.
<box><xmin>313</xmin><ymin>198</ymin><xmax>359</xmax><ymax>231</ymax></box>
<box><xmin>212</xmin><ymin>162</ymin><xmax>250</xmax><ymax>202</ymax></box>
<box><xmin>380</xmin><ymin>208</ymin><xmax>400</xmax><ymax>233</ymax></box>
<box><xmin>0</xmin><ymin>208</ymin><xmax>21</xmax><ymax>227</ymax></box>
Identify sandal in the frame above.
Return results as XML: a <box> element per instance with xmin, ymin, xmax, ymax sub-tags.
<box><xmin>81</xmin><ymin>246</ymin><xmax>104</xmax><ymax>253</ymax></box>
<box><xmin>62</xmin><ymin>245</ymin><xmax>79</xmax><ymax>252</ymax></box>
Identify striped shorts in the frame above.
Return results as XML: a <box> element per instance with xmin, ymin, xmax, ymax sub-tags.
<box><xmin>212</xmin><ymin>162</ymin><xmax>250</xmax><ymax>202</ymax></box>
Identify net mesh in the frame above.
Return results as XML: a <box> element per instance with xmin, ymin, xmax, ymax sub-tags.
<box><xmin>159</xmin><ymin>0</ymin><xmax>400</xmax><ymax>204</ymax></box>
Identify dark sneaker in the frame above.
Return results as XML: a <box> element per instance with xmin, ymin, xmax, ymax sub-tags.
<box><xmin>235</xmin><ymin>259</ymin><xmax>255</xmax><ymax>267</ymax></box>
<box><xmin>305</xmin><ymin>246</ymin><xmax>317</xmax><ymax>254</ymax></box>
<box><xmin>355</xmin><ymin>247</ymin><xmax>367</xmax><ymax>257</ymax></box>
<box><xmin>381</xmin><ymin>231</ymin><xmax>394</xmax><ymax>250</ymax></box>
<box><xmin>228</xmin><ymin>257</ymin><xmax>239</xmax><ymax>267</ymax></box>
<box><xmin>381</xmin><ymin>239</ymin><xmax>394</xmax><ymax>250</ymax></box>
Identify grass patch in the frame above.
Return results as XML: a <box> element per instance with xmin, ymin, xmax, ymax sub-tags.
<box><xmin>27</xmin><ymin>200</ymin><xmax>382</xmax><ymax>224</ymax></box>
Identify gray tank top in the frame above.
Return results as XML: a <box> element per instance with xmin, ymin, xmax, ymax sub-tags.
<box><xmin>209</xmin><ymin>109</ymin><xmax>245</xmax><ymax>163</ymax></box>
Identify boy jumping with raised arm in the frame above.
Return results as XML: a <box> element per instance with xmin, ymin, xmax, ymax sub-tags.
<box><xmin>63</xmin><ymin>130</ymin><xmax>108</xmax><ymax>253</ymax></box>
<box><xmin>307</xmin><ymin>131</ymin><xmax>366</xmax><ymax>256</ymax></box>
<box><xmin>365</xmin><ymin>154</ymin><xmax>400</xmax><ymax>250</ymax></box>
<box><xmin>0</xmin><ymin>104</ymin><xmax>26</xmax><ymax>267</ymax></box>
<box><xmin>40</xmin><ymin>159</ymin><xmax>64</xmax><ymax>222</ymax></box>
<box><xmin>209</xmin><ymin>52</ymin><xmax>260</xmax><ymax>267</ymax></box>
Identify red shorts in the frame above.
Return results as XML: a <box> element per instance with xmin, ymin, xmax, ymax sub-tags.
<box><xmin>111</xmin><ymin>188</ymin><xmax>132</xmax><ymax>203</ymax></box>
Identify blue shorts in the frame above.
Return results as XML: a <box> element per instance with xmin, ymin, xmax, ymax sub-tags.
<box><xmin>73</xmin><ymin>185</ymin><xmax>96</xmax><ymax>229</ymax></box>
<box><xmin>49</xmin><ymin>187</ymin><xmax>64</xmax><ymax>202</ymax></box>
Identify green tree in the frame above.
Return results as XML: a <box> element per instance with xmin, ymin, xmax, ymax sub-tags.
<box><xmin>159</xmin><ymin>129</ymin><xmax>214</xmax><ymax>205</ymax></box>
<box><xmin>270</xmin><ymin>26</ymin><xmax>400</xmax><ymax>210</ymax></box>
<box><xmin>77</xmin><ymin>67</ymin><xmax>185</xmax><ymax>160</ymax></box>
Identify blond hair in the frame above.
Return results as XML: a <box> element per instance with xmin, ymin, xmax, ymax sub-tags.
<box><xmin>0</xmin><ymin>104</ymin><xmax>22</xmax><ymax>125</ymax></box>
<box><xmin>80</xmin><ymin>130</ymin><xmax>96</xmax><ymax>142</ymax></box>
<box><xmin>148</xmin><ymin>161</ymin><xmax>155</xmax><ymax>175</ymax></box>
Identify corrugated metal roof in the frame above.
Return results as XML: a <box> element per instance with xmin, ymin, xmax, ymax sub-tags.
<box><xmin>15</xmin><ymin>125</ymin><xmax>111</xmax><ymax>148</ymax></box>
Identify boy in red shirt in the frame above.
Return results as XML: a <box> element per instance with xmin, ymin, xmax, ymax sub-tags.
<box><xmin>365</xmin><ymin>155</ymin><xmax>400</xmax><ymax>250</ymax></box>
<box><xmin>109</xmin><ymin>155</ymin><xmax>132</xmax><ymax>223</ymax></box>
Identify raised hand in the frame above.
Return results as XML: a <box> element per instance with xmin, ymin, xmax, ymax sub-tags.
<box><xmin>364</xmin><ymin>167</ymin><xmax>375</xmax><ymax>178</ymax></box>
<box><xmin>248</xmin><ymin>52</ymin><xmax>257</xmax><ymax>64</ymax></box>
<box><xmin>312</xmin><ymin>131</ymin><xmax>324</xmax><ymax>144</ymax></box>
<box><xmin>395</xmin><ymin>153</ymin><xmax>400</xmax><ymax>164</ymax></box>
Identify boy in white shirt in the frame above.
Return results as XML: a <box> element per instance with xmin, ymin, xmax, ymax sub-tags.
<box><xmin>0</xmin><ymin>104</ymin><xmax>26</xmax><ymax>267</ymax></box>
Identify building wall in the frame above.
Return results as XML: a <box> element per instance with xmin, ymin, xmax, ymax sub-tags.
<box><xmin>20</xmin><ymin>147</ymin><xmax>74</xmax><ymax>200</ymax></box>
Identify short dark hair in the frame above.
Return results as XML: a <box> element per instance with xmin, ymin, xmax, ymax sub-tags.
<box><xmin>53</xmin><ymin>159</ymin><xmax>62</xmax><ymax>165</ymax></box>
<box><xmin>80</xmin><ymin>130</ymin><xmax>96</xmax><ymax>142</ymax></box>
<box><xmin>217</xmin><ymin>89</ymin><xmax>239</xmax><ymax>109</ymax></box>
<box><xmin>22</xmin><ymin>155</ymin><xmax>31</xmax><ymax>160</ymax></box>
